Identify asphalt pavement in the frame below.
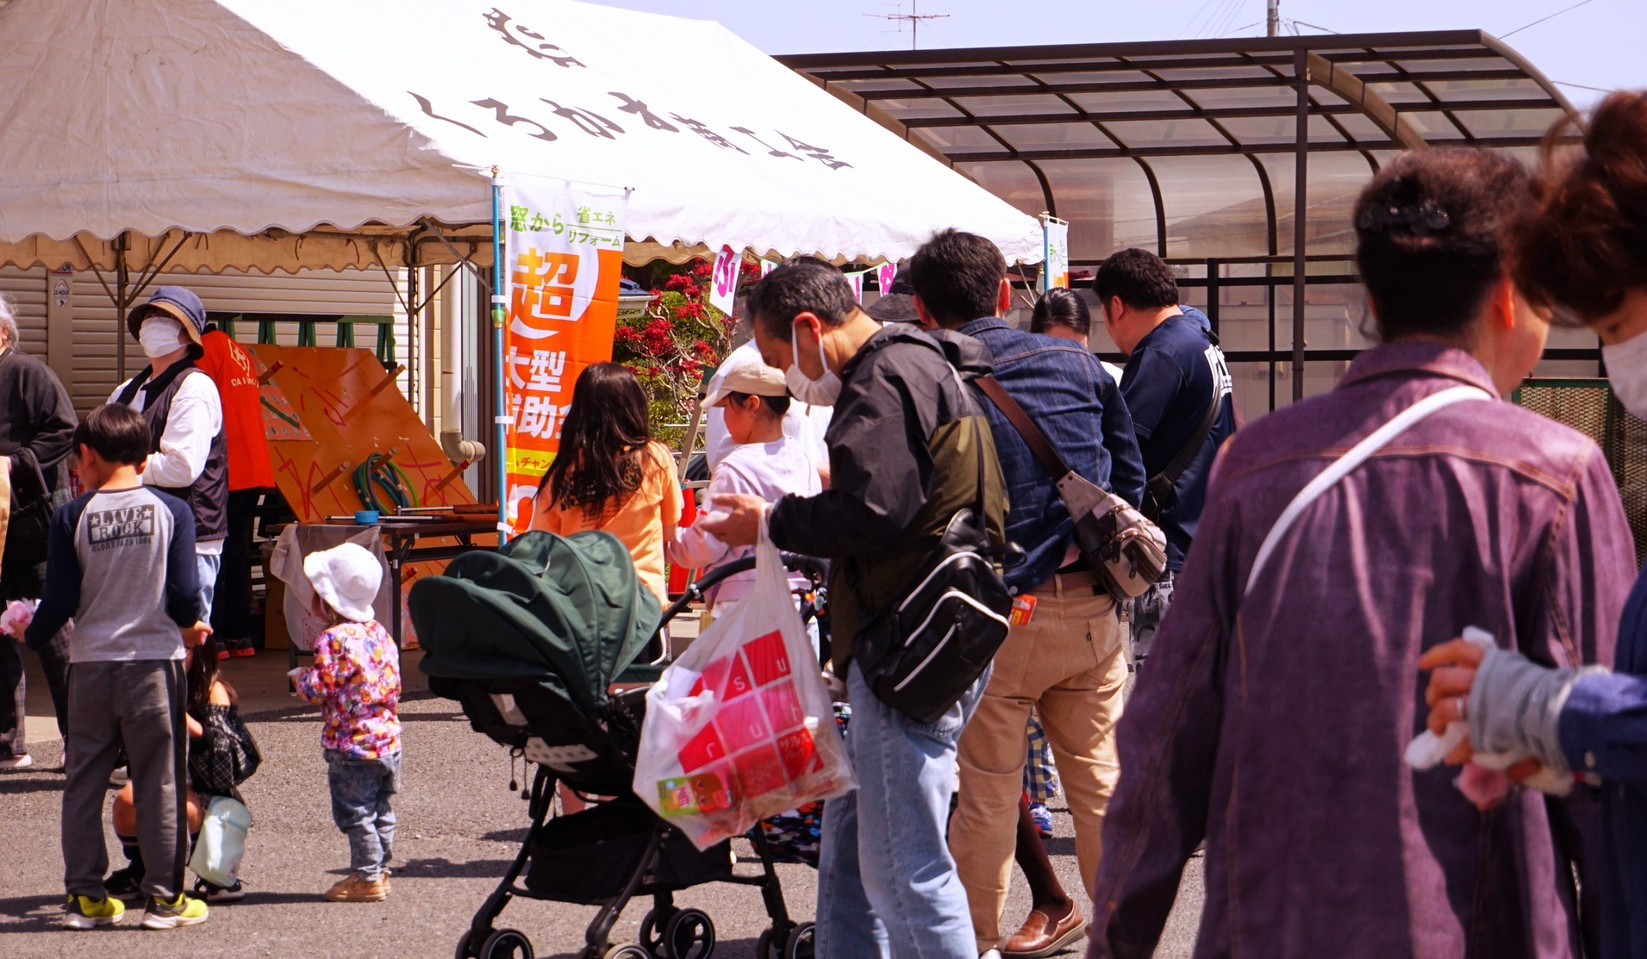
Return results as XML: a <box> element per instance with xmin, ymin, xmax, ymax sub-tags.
<box><xmin>0</xmin><ymin>650</ymin><xmax>1203</xmax><ymax>959</ymax></box>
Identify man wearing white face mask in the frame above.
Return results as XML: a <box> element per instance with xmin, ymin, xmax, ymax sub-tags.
<box><xmin>704</xmin><ymin>258</ymin><xmax>1008</xmax><ymax>959</ymax></box>
<box><xmin>110</xmin><ymin>287</ymin><xmax>228</xmax><ymax>623</ymax></box>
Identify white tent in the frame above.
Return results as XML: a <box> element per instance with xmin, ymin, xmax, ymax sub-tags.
<box><xmin>0</xmin><ymin>0</ymin><xmax>1044</xmax><ymax>276</ymax></box>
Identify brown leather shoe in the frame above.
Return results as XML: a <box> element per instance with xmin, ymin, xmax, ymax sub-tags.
<box><xmin>1001</xmin><ymin>903</ymin><xmax>1087</xmax><ymax>959</ymax></box>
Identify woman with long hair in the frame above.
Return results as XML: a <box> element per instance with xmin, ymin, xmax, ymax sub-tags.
<box><xmin>1420</xmin><ymin>91</ymin><xmax>1647</xmax><ymax>959</ymax></box>
<box><xmin>528</xmin><ymin>362</ymin><xmax>683</xmax><ymax>602</ymax></box>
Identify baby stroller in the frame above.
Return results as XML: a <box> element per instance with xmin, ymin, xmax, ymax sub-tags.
<box><xmin>410</xmin><ymin>530</ymin><xmax>830</xmax><ymax>959</ymax></box>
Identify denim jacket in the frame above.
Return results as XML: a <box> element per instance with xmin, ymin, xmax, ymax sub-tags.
<box><xmin>1090</xmin><ymin>342</ymin><xmax>1634</xmax><ymax>959</ymax></box>
<box><xmin>960</xmin><ymin>317</ymin><xmax>1146</xmax><ymax>592</ymax></box>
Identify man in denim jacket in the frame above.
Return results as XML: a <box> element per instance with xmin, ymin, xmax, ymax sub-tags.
<box><xmin>907</xmin><ymin>230</ymin><xmax>1144</xmax><ymax>958</ymax></box>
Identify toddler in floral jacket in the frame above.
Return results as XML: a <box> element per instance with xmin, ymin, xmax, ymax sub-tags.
<box><xmin>290</xmin><ymin>543</ymin><xmax>401</xmax><ymax>903</ymax></box>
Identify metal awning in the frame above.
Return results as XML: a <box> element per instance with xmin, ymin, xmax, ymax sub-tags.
<box><xmin>782</xmin><ymin>30</ymin><xmax>1580</xmax><ymax>268</ymax></box>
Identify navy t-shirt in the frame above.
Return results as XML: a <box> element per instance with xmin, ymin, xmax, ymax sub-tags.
<box><xmin>1120</xmin><ymin>313</ymin><xmax>1237</xmax><ymax>570</ymax></box>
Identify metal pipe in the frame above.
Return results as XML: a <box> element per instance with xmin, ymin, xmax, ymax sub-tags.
<box><xmin>114</xmin><ymin>231</ymin><xmax>130</xmax><ymax>381</ymax></box>
<box><xmin>1292</xmin><ymin>49</ymin><xmax>1310</xmax><ymax>403</ymax></box>
<box><xmin>491</xmin><ymin>176</ymin><xmax>510</xmax><ymax>544</ymax></box>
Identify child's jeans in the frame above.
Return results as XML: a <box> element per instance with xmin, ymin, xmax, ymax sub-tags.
<box><xmin>325</xmin><ymin>749</ymin><xmax>400</xmax><ymax>880</ymax></box>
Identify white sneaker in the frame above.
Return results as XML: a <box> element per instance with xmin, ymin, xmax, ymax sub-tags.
<box><xmin>109</xmin><ymin>766</ymin><xmax>129</xmax><ymax>787</ymax></box>
<box><xmin>0</xmin><ymin>754</ymin><xmax>32</xmax><ymax>770</ymax></box>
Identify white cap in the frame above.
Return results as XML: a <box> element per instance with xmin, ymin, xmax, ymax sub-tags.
<box><xmin>303</xmin><ymin>543</ymin><xmax>381</xmax><ymax>623</ymax></box>
<box><xmin>703</xmin><ymin>352</ymin><xmax>788</xmax><ymax>407</ymax></box>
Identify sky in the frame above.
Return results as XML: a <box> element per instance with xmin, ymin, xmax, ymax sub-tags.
<box><xmin>596</xmin><ymin>0</ymin><xmax>1639</xmax><ymax>111</ymax></box>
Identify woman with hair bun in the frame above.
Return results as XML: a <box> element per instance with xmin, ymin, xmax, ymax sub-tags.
<box><xmin>1420</xmin><ymin>91</ymin><xmax>1647</xmax><ymax>959</ymax></box>
<box><xmin>1088</xmin><ymin>145</ymin><xmax>1632</xmax><ymax>959</ymax></box>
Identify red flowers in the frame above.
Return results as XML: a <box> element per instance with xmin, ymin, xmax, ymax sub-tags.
<box><xmin>612</xmin><ymin>257</ymin><xmax>736</xmax><ymax>444</ymax></box>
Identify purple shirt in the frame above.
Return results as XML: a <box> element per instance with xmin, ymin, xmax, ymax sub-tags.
<box><xmin>1091</xmin><ymin>342</ymin><xmax>1634</xmax><ymax>959</ymax></box>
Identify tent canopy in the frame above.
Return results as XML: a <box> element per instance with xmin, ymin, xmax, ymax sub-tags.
<box><xmin>0</xmin><ymin>0</ymin><xmax>1044</xmax><ymax>275</ymax></box>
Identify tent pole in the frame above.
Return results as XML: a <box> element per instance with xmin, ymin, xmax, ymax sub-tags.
<box><xmin>115</xmin><ymin>231</ymin><xmax>131</xmax><ymax>381</ymax></box>
<box><xmin>491</xmin><ymin>173</ymin><xmax>509</xmax><ymax>544</ymax></box>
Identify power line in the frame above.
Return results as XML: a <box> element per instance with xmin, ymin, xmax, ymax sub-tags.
<box><xmin>1178</xmin><ymin>0</ymin><xmax>1218</xmax><ymax>40</ymax></box>
<box><xmin>1502</xmin><ymin>0</ymin><xmax>1596</xmax><ymax>39</ymax></box>
<box><xmin>1200</xmin><ymin>0</ymin><xmax>1243</xmax><ymax>38</ymax></box>
<box><xmin>1290</xmin><ymin>19</ymin><xmax>1340</xmax><ymax>34</ymax></box>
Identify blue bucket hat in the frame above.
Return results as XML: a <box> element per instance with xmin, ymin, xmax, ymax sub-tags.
<box><xmin>128</xmin><ymin>285</ymin><xmax>207</xmax><ymax>350</ymax></box>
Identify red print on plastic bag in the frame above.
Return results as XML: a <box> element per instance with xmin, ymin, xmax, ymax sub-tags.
<box><xmin>776</xmin><ymin>728</ymin><xmax>823</xmax><ymax>779</ymax></box>
<box><xmin>691</xmin><ymin>654</ymin><xmax>755</xmax><ymax>702</ymax></box>
<box><xmin>712</xmin><ymin>694</ymin><xmax>770</xmax><ymax>754</ymax></box>
<box><xmin>731</xmin><ymin>744</ymin><xmax>788</xmax><ymax>798</ymax></box>
<box><xmin>743</xmin><ymin>630</ymin><xmax>792</xmax><ymax>687</ymax></box>
<box><xmin>678</xmin><ymin>722</ymin><xmax>727</xmax><ymax>773</ymax></box>
<box><xmin>760</xmin><ymin>681</ymin><xmax>806</xmax><ymax>733</ymax></box>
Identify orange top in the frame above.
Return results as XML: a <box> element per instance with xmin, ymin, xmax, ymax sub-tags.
<box><xmin>528</xmin><ymin>441</ymin><xmax>682</xmax><ymax>601</ymax></box>
<box><xmin>197</xmin><ymin>330</ymin><xmax>275</xmax><ymax>491</ymax></box>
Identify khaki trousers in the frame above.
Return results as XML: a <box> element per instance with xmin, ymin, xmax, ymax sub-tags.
<box><xmin>949</xmin><ymin>572</ymin><xmax>1127</xmax><ymax>951</ymax></box>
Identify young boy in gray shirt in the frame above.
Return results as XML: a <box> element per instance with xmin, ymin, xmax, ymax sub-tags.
<box><xmin>24</xmin><ymin>404</ymin><xmax>212</xmax><ymax>930</ymax></box>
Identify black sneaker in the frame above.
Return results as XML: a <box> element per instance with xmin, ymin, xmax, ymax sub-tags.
<box><xmin>192</xmin><ymin>878</ymin><xmax>245</xmax><ymax>902</ymax></box>
<box><xmin>105</xmin><ymin>864</ymin><xmax>144</xmax><ymax>899</ymax></box>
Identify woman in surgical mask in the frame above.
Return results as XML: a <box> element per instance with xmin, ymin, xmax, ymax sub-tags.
<box><xmin>1419</xmin><ymin>90</ymin><xmax>1647</xmax><ymax>959</ymax></box>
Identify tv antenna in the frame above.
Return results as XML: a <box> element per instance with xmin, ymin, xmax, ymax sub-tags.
<box><xmin>866</xmin><ymin>1</ymin><xmax>950</xmax><ymax>50</ymax></box>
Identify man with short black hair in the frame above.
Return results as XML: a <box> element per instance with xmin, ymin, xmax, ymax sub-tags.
<box><xmin>911</xmin><ymin>229</ymin><xmax>1144</xmax><ymax>959</ymax></box>
<box><xmin>1095</xmin><ymin>248</ymin><xmax>1235</xmax><ymax>668</ymax></box>
<box><xmin>704</xmin><ymin>258</ymin><xmax>1006</xmax><ymax>959</ymax></box>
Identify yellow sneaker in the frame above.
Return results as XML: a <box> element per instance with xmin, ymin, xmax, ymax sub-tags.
<box><xmin>140</xmin><ymin>892</ymin><xmax>208</xmax><ymax>929</ymax></box>
<box><xmin>62</xmin><ymin>894</ymin><xmax>124</xmax><ymax>930</ymax></box>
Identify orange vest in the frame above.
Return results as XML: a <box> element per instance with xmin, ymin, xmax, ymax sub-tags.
<box><xmin>198</xmin><ymin>330</ymin><xmax>275</xmax><ymax>491</ymax></box>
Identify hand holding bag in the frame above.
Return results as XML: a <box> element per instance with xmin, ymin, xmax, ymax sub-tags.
<box><xmin>975</xmin><ymin>376</ymin><xmax>1167</xmax><ymax>600</ymax></box>
<box><xmin>633</xmin><ymin>523</ymin><xmax>854</xmax><ymax>850</ymax></box>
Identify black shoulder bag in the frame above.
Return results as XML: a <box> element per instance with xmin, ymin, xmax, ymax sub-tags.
<box><xmin>855</xmin><ymin>421</ymin><xmax>1016</xmax><ymax>725</ymax></box>
<box><xmin>975</xmin><ymin>376</ymin><xmax>1167</xmax><ymax>601</ymax></box>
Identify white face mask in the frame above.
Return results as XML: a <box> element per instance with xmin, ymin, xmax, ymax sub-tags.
<box><xmin>138</xmin><ymin>316</ymin><xmax>187</xmax><ymax>359</ymax></box>
<box><xmin>785</xmin><ymin>326</ymin><xmax>842</xmax><ymax>407</ymax></box>
<box><xmin>1603</xmin><ymin>329</ymin><xmax>1647</xmax><ymax>419</ymax></box>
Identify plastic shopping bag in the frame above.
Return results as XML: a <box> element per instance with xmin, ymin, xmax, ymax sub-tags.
<box><xmin>190</xmin><ymin>795</ymin><xmax>252</xmax><ymax>888</ymax></box>
<box><xmin>633</xmin><ymin>524</ymin><xmax>854</xmax><ymax>850</ymax></box>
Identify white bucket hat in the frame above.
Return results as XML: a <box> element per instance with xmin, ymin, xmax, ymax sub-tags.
<box><xmin>303</xmin><ymin>543</ymin><xmax>381</xmax><ymax>623</ymax></box>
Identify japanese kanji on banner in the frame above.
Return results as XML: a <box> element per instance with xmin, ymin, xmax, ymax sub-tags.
<box><xmin>502</xmin><ymin>178</ymin><xmax>628</xmax><ymax>531</ymax></box>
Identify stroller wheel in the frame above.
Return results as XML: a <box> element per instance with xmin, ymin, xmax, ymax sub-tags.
<box><xmin>455</xmin><ymin>930</ymin><xmax>481</xmax><ymax>959</ymax></box>
<box><xmin>479</xmin><ymin>928</ymin><xmax>534</xmax><ymax>959</ymax></box>
<box><xmin>663</xmin><ymin>908</ymin><xmax>716</xmax><ymax>959</ymax></box>
<box><xmin>782</xmin><ymin>922</ymin><xmax>815</xmax><ymax>959</ymax></box>
<box><xmin>639</xmin><ymin>908</ymin><xmax>674</xmax><ymax>955</ymax></box>
<box><xmin>756</xmin><ymin>929</ymin><xmax>776</xmax><ymax>959</ymax></box>
<box><xmin>603</xmin><ymin>946</ymin><xmax>652</xmax><ymax>959</ymax></box>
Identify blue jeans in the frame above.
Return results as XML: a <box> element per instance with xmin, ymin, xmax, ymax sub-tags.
<box><xmin>816</xmin><ymin>661</ymin><xmax>988</xmax><ymax>959</ymax></box>
<box><xmin>195</xmin><ymin>551</ymin><xmax>221</xmax><ymax>625</ymax></box>
<box><xmin>326</xmin><ymin>750</ymin><xmax>400</xmax><ymax>879</ymax></box>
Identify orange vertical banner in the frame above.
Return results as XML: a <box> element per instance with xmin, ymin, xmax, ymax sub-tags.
<box><xmin>500</xmin><ymin>180</ymin><xmax>629</xmax><ymax>532</ymax></box>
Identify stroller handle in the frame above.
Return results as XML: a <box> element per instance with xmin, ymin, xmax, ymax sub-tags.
<box><xmin>661</xmin><ymin>551</ymin><xmax>827</xmax><ymax>623</ymax></box>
